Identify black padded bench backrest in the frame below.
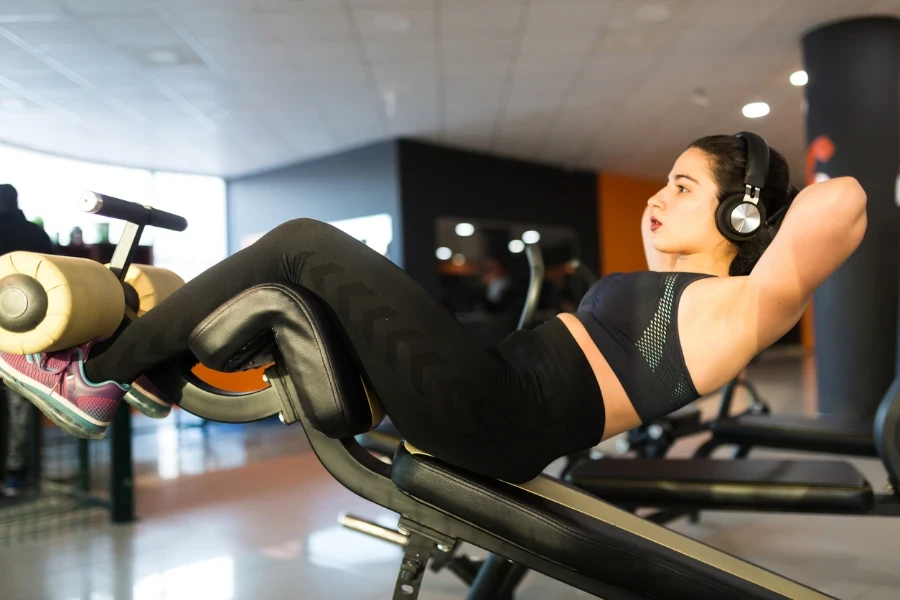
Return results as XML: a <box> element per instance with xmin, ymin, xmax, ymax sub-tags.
<box><xmin>393</xmin><ymin>445</ymin><xmax>832</xmax><ymax>599</ymax></box>
<box><xmin>566</xmin><ymin>458</ymin><xmax>874</xmax><ymax>514</ymax></box>
<box><xmin>189</xmin><ymin>283</ymin><xmax>382</xmax><ymax>439</ymax></box>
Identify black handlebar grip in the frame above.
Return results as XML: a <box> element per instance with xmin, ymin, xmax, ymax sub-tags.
<box><xmin>78</xmin><ymin>191</ymin><xmax>188</xmax><ymax>232</ymax></box>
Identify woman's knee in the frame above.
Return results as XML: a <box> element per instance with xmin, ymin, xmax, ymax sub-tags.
<box><xmin>257</xmin><ymin>218</ymin><xmax>329</xmax><ymax>250</ymax></box>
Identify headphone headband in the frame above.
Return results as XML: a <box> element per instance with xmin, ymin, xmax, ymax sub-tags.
<box><xmin>734</xmin><ymin>131</ymin><xmax>770</xmax><ymax>193</ymax></box>
<box><xmin>715</xmin><ymin>132</ymin><xmax>771</xmax><ymax>242</ymax></box>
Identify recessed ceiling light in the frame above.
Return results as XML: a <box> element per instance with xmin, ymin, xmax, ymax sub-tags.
<box><xmin>373</xmin><ymin>14</ymin><xmax>412</xmax><ymax>32</ymax></box>
<box><xmin>790</xmin><ymin>70</ymin><xmax>808</xmax><ymax>86</ymax></box>
<box><xmin>146</xmin><ymin>49</ymin><xmax>180</xmax><ymax>65</ymax></box>
<box><xmin>742</xmin><ymin>102</ymin><xmax>770</xmax><ymax>118</ymax></box>
<box><xmin>436</xmin><ymin>247</ymin><xmax>452</xmax><ymax>260</ymax></box>
<box><xmin>634</xmin><ymin>3</ymin><xmax>672</xmax><ymax>24</ymax></box>
<box><xmin>455</xmin><ymin>223</ymin><xmax>475</xmax><ymax>237</ymax></box>
<box><xmin>522</xmin><ymin>230</ymin><xmax>540</xmax><ymax>244</ymax></box>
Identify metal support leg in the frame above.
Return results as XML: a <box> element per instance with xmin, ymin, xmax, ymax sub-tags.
<box><xmin>393</xmin><ymin>532</ymin><xmax>435</xmax><ymax>600</ymax></box>
<box><xmin>494</xmin><ymin>561</ymin><xmax>529</xmax><ymax>600</ymax></box>
<box><xmin>467</xmin><ymin>554</ymin><xmax>520</xmax><ymax>600</ymax></box>
<box><xmin>110</xmin><ymin>403</ymin><xmax>134</xmax><ymax>523</ymax></box>
<box><xmin>77</xmin><ymin>439</ymin><xmax>90</xmax><ymax>492</ymax></box>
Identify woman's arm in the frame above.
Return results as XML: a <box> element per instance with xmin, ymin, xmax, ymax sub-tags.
<box><xmin>641</xmin><ymin>205</ymin><xmax>677</xmax><ymax>271</ymax></box>
<box><xmin>743</xmin><ymin>176</ymin><xmax>867</xmax><ymax>350</ymax></box>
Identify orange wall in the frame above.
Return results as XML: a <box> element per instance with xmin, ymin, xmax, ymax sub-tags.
<box><xmin>597</xmin><ymin>172</ymin><xmax>659</xmax><ymax>275</ymax></box>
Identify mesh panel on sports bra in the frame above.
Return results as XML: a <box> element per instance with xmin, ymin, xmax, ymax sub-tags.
<box><xmin>634</xmin><ymin>273</ymin><xmax>697</xmax><ymax>410</ymax></box>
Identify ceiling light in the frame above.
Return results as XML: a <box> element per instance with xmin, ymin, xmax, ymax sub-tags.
<box><xmin>436</xmin><ymin>247</ymin><xmax>452</xmax><ymax>261</ymax></box>
<box><xmin>455</xmin><ymin>223</ymin><xmax>475</xmax><ymax>237</ymax></box>
<box><xmin>522</xmin><ymin>230</ymin><xmax>541</xmax><ymax>244</ymax></box>
<box><xmin>742</xmin><ymin>102</ymin><xmax>770</xmax><ymax>119</ymax></box>
<box><xmin>451</xmin><ymin>253</ymin><xmax>466</xmax><ymax>266</ymax></box>
<box><xmin>146</xmin><ymin>49</ymin><xmax>180</xmax><ymax>65</ymax></box>
<box><xmin>790</xmin><ymin>70</ymin><xmax>808</xmax><ymax>86</ymax></box>
<box><xmin>373</xmin><ymin>14</ymin><xmax>412</xmax><ymax>32</ymax></box>
<box><xmin>508</xmin><ymin>240</ymin><xmax>525</xmax><ymax>254</ymax></box>
<box><xmin>634</xmin><ymin>3</ymin><xmax>672</xmax><ymax>23</ymax></box>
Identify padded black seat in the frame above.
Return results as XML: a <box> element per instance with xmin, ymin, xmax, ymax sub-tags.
<box><xmin>566</xmin><ymin>458</ymin><xmax>874</xmax><ymax>514</ymax></box>
<box><xmin>710</xmin><ymin>415</ymin><xmax>876</xmax><ymax>457</ymax></box>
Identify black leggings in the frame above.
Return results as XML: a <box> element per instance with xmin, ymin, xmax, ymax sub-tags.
<box><xmin>85</xmin><ymin>219</ymin><xmax>605</xmax><ymax>482</ymax></box>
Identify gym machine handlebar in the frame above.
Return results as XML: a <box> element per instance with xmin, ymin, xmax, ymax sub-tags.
<box><xmin>78</xmin><ymin>191</ymin><xmax>188</xmax><ymax>232</ymax></box>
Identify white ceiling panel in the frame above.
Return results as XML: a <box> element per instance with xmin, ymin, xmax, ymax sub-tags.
<box><xmin>440</xmin><ymin>3</ymin><xmax>524</xmax><ymax>34</ymax></box>
<box><xmin>0</xmin><ymin>0</ymin><xmax>64</xmax><ymax>17</ymax></box>
<box><xmin>84</xmin><ymin>14</ymin><xmax>186</xmax><ymax>50</ymax></box>
<box><xmin>442</xmin><ymin>58</ymin><xmax>510</xmax><ymax>78</ymax></box>
<box><xmin>524</xmin><ymin>1</ymin><xmax>616</xmax><ymax>32</ymax></box>
<box><xmin>201</xmin><ymin>43</ymin><xmax>290</xmax><ymax>72</ymax></box>
<box><xmin>606</xmin><ymin>0</ymin><xmax>703</xmax><ymax>30</ymax></box>
<box><xmin>260</xmin><ymin>6</ymin><xmax>354</xmax><ymax>42</ymax></box>
<box><xmin>518</xmin><ymin>31</ymin><xmax>597</xmax><ymax>59</ymax></box>
<box><xmin>61</xmin><ymin>0</ymin><xmax>159</xmax><ymax>15</ymax></box>
<box><xmin>0</xmin><ymin>19</ymin><xmax>96</xmax><ymax>45</ymax></box>
<box><xmin>352</xmin><ymin>7</ymin><xmax>435</xmax><ymax>36</ymax></box>
<box><xmin>688</xmin><ymin>0</ymin><xmax>788</xmax><ymax>28</ymax></box>
<box><xmin>0</xmin><ymin>48</ymin><xmax>51</xmax><ymax>71</ymax></box>
<box><xmin>363</xmin><ymin>38</ymin><xmax>436</xmax><ymax>62</ymax></box>
<box><xmin>4</xmin><ymin>69</ymin><xmax>81</xmax><ymax>91</ymax></box>
<box><xmin>161</xmin><ymin>0</ymin><xmax>258</xmax><ymax>17</ymax></box>
<box><xmin>515</xmin><ymin>55</ymin><xmax>580</xmax><ymax>79</ymax></box>
<box><xmin>346</xmin><ymin>0</ymin><xmax>436</xmax><ymax>5</ymax></box>
<box><xmin>75</xmin><ymin>68</ymin><xmax>154</xmax><ymax>90</ymax></box>
<box><xmin>775</xmin><ymin>0</ymin><xmax>882</xmax><ymax>28</ymax></box>
<box><xmin>0</xmin><ymin>1</ymin><xmax>890</xmax><ymax>178</ymax></box>
<box><xmin>440</xmin><ymin>34</ymin><xmax>519</xmax><ymax>60</ymax></box>
<box><xmin>175</xmin><ymin>11</ymin><xmax>272</xmax><ymax>45</ymax></box>
<box><xmin>284</xmin><ymin>40</ymin><xmax>362</xmax><ymax>68</ymax></box>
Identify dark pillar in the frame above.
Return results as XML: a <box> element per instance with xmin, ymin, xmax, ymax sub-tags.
<box><xmin>803</xmin><ymin>16</ymin><xmax>900</xmax><ymax>420</ymax></box>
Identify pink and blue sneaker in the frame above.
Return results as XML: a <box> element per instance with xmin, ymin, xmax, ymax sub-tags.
<box><xmin>125</xmin><ymin>376</ymin><xmax>171</xmax><ymax>419</ymax></box>
<box><xmin>0</xmin><ymin>344</ymin><xmax>129</xmax><ymax>440</ymax></box>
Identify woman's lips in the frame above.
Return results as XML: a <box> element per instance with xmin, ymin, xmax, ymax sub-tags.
<box><xmin>650</xmin><ymin>216</ymin><xmax>662</xmax><ymax>232</ymax></box>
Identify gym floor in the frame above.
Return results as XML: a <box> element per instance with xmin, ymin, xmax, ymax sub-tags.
<box><xmin>1</xmin><ymin>350</ymin><xmax>898</xmax><ymax>600</ymax></box>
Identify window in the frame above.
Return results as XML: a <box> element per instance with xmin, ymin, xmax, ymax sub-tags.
<box><xmin>0</xmin><ymin>142</ymin><xmax>227</xmax><ymax>281</ymax></box>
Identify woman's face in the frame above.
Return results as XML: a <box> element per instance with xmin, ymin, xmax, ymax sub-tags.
<box><xmin>646</xmin><ymin>147</ymin><xmax>730</xmax><ymax>257</ymax></box>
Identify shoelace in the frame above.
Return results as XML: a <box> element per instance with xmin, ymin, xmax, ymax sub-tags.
<box><xmin>25</xmin><ymin>350</ymin><xmax>75</xmax><ymax>393</ymax></box>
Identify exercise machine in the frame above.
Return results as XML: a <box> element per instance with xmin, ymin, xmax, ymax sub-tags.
<box><xmin>1</xmin><ymin>196</ymin><xmax>840</xmax><ymax>598</ymax></box>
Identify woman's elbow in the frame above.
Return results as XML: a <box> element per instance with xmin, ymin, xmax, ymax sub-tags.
<box><xmin>835</xmin><ymin>176</ymin><xmax>867</xmax><ymax>214</ymax></box>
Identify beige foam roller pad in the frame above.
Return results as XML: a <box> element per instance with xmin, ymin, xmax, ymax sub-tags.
<box><xmin>122</xmin><ymin>264</ymin><xmax>185</xmax><ymax>316</ymax></box>
<box><xmin>0</xmin><ymin>252</ymin><xmax>124</xmax><ymax>355</ymax></box>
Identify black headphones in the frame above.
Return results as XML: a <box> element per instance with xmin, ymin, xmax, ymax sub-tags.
<box><xmin>715</xmin><ymin>131</ymin><xmax>770</xmax><ymax>242</ymax></box>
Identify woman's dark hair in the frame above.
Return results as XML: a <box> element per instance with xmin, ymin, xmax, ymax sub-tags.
<box><xmin>688</xmin><ymin>135</ymin><xmax>799</xmax><ymax>276</ymax></box>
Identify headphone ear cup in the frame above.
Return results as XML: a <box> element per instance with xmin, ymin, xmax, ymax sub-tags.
<box><xmin>717</xmin><ymin>194</ymin><xmax>766</xmax><ymax>242</ymax></box>
<box><xmin>716</xmin><ymin>194</ymin><xmax>745</xmax><ymax>241</ymax></box>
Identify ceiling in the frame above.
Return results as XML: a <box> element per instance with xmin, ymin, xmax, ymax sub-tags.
<box><xmin>0</xmin><ymin>0</ymin><xmax>897</xmax><ymax>182</ymax></box>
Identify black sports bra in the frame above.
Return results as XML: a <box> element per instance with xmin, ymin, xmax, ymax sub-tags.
<box><xmin>574</xmin><ymin>271</ymin><xmax>714</xmax><ymax>423</ymax></box>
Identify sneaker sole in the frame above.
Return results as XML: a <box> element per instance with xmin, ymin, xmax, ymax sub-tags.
<box><xmin>0</xmin><ymin>356</ymin><xmax>108</xmax><ymax>440</ymax></box>
<box><xmin>124</xmin><ymin>387</ymin><xmax>171</xmax><ymax>419</ymax></box>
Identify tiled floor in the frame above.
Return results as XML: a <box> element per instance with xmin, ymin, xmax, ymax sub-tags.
<box><xmin>1</xmin><ymin>350</ymin><xmax>899</xmax><ymax>599</ymax></box>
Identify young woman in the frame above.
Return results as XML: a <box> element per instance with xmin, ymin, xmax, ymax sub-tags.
<box><xmin>0</xmin><ymin>133</ymin><xmax>867</xmax><ymax>484</ymax></box>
